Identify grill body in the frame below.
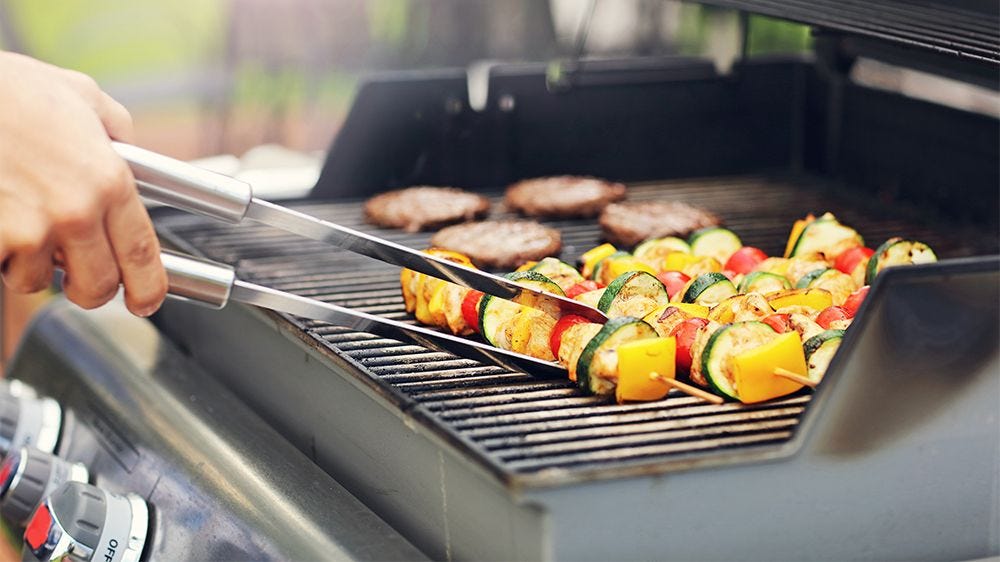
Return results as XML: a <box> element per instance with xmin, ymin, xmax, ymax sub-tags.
<box><xmin>151</xmin><ymin>56</ymin><xmax>998</xmax><ymax>560</ymax></box>
<box><xmin>11</xmin><ymin>54</ymin><xmax>1000</xmax><ymax>560</ymax></box>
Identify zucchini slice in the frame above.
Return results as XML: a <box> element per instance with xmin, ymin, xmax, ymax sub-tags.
<box><xmin>478</xmin><ymin>294</ymin><xmax>521</xmax><ymax>348</ymax></box>
<box><xmin>598</xmin><ymin>271</ymin><xmax>669</xmax><ymax>319</ymax></box>
<box><xmin>479</xmin><ymin>271</ymin><xmax>563</xmax><ymax>346</ymax></box>
<box><xmin>787</xmin><ymin>214</ymin><xmax>864</xmax><ymax>259</ymax></box>
<box><xmin>633</xmin><ymin>236</ymin><xmax>691</xmax><ymax>267</ymax></box>
<box><xmin>506</xmin><ymin>270</ymin><xmax>565</xmax><ymax>318</ymax></box>
<box><xmin>576</xmin><ymin>317</ymin><xmax>658</xmax><ymax>396</ymax></box>
<box><xmin>699</xmin><ymin>321</ymin><xmax>777</xmax><ymax>400</ymax></box>
<box><xmin>795</xmin><ymin>268</ymin><xmax>831</xmax><ymax>289</ymax></box>
<box><xmin>865</xmin><ymin>238</ymin><xmax>938</xmax><ymax>285</ymax></box>
<box><xmin>798</xmin><ymin>268</ymin><xmax>856</xmax><ymax>306</ymax></box>
<box><xmin>681</xmin><ymin>272</ymin><xmax>737</xmax><ymax>307</ymax></box>
<box><xmin>688</xmin><ymin>227</ymin><xmax>742</xmax><ymax>264</ymax></box>
<box><xmin>739</xmin><ymin>271</ymin><xmax>791</xmax><ymax>294</ymax></box>
<box><xmin>530</xmin><ymin>257</ymin><xmax>584</xmax><ymax>292</ymax></box>
<box><xmin>803</xmin><ymin>329</ymin><xmax>845</xmax><ymax>383</ymax></box>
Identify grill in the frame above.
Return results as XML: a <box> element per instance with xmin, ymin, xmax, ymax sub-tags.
<box><xmin>154</xmin><ymin>175</ymin><xmax>994</xmax><ymax>485</ymax></box>
<box><xmin>5</xmin><ymin>4</ymin><xmax>999</xmax><ymax>560</ymax></box>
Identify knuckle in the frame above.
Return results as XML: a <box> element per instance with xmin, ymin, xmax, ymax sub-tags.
<box><xmin>51</xmin><ymin>198</ymin><xmax>100</xmax><ymax>234</ymax></box>
<box><xmin>123</xmin><ymin>235</ymin><xmax>160</xmax><ymax>267</ymax></box>
<box><xmin>93</xmin><ymin>160</ymin><xmax>133</xmax><ymax>202</ymax></box>
<box><xmin>63</xmin><ymin>69</ymin><xmax>100</xmax><ymax>95</ymax></box>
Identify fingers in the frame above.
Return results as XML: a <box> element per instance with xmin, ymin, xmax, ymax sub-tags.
<box><xmin>56</xmin><ymin>216</ymin><xmax>121</xmax><ymax>310</ymax></box>
<box><xmin>48</xmin><ymin>155</ymin><xmax>132</xmax><ymax>310</ymax></box>
<box><xmin>58</xmin><ymin>69</ymin><xmax>134</xmax><ymax>142</ymax></box>
<box><xmin>105</xmin><ymin>192</ymin><xmax>167</xmax><ymax>317</ymax></box>
<box><xmin>0</xmin><ymin>211</ymin><xmax>55</xmax><ymax>294</ymax></box>
<box><xmin>95</xmin><ymin>91</ymin><xmax>134</xmax><ymax>143</ymax></box>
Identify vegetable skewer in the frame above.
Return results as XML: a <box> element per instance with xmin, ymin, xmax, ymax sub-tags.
<box><xmin>400</xmin><ymin>212</ymin><xmax>936</xmax><ymax>405</ymax></box>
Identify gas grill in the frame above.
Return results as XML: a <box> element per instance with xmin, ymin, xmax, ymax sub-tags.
<box><xmin>4</xmin><ymin>1</ymin><xmax>1000</xmax><ymax>561</ymax></box>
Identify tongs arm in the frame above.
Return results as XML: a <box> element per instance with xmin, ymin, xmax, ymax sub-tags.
<box><xmin>117</xmin><ymin>142</ymin><xmax>608</xmax><ymax>322</ymax></box>
<box><xmin>160</xmin><ymin>251</ymin><xmax>567</xmax><ymax>379</ymax></box>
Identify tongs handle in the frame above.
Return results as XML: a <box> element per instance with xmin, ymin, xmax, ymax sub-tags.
<box><xmin>113</xmin><ymin>142</ymin><xmax>252</xmax><ymax>224</ymax></box>
<box><xmin>160</xmin><ymin>251</ymin><xmax>236</xmax><ymax>309</ymax></box>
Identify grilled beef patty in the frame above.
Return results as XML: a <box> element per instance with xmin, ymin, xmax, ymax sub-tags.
<box><xmin>600</xmin><ymin>200</ymin><xmax>720</xmax><ymax>248</ymax></box>
<box><xmin>430</xmin><ymin>220</ymin><xmax>562</xmax><ymax>270</ymax></box>
<box><xmin>364</xmin><ymin>186</ymin><xmax>490</xmax><ymax>232</ymax></box>
<box><xmin>505</xmin><ymin>176</ymin><xmax>626</xmax><ymax>218</ymax></box>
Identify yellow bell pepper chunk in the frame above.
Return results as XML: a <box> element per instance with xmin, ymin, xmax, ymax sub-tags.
<box><xmin>783</xmin><ymin>216</ymin><xmax>813</xmax><ymax>258</ymax></box>
<box><xmin>515</xmin><ymin>261</ymin><xmax>538</xmax><ymax>272</ymax></box>
<box><xmin>580</xmin><ymin>243</ymin><xmax>618</xmax><ymax>278</ymax></box>
<box><xmin>767</xmin><ymin>288</ymin><xmax>833</xmax><ymax>312</ymax></box>
<box><xmin>642</xmin><ymin>303</ymin><xmax>711</xmax><ymax>325</ymax></box>
<box><xmin>606</xmin><ymin>258</ymin><xmax>656</xmax><ymax>280</ymax></box>
<box><xmin>426</xmin><ymin>282</ymin><xmax>449</xmax><ymax>328</ymax></box>
<box><xmin>732</xmin><ymin>331</ymin><xmax>808</xmax><ymax>404</ymax></box>
<box><xmin>400</xmin><ymin>268</ymin><xmax>417</xmax><ymax>312</ymax></box>
<box><xmin>670</xmin><ymin>303</ymin><xmax>711</xmax><ymax>318</ymax></box>
<box><xmin>615</xmin><ymin>337</ymin><xmax>675</xmax><ymax>403</ymax></box>
<box><xmin>662</xmin><ymin>251</ymin><xmax>703</xmax><ymax>273</ymax></box>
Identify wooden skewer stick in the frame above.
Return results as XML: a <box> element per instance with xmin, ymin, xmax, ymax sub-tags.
<box><xmin>772</xmin><ymin>367</ymin><xmax>817</xmax><ymax>388</ymax></box>
<box><xmin>650</xmin><ymin>373</ymin><xmax>725</xmax><ymax>405</ymax></box>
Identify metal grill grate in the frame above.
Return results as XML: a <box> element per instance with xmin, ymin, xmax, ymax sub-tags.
<box><xmin>155</xmin><ymin>174</ymin><xmax>997</xmax><ymax>480</ymax></box>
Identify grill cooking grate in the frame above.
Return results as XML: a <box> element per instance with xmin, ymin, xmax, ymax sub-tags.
<box><xmin>156</xmin><ymin>174</ymin><xmax>996</xmax><ymax>481</ymax></box>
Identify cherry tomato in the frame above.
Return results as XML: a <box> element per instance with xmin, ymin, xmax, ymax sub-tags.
<box><xmin>669</xmin><ymin>317</ymin><xmax>710</xmax><ymax>374</ymax></box>
<box><xmin>461</xmin><ymin>290</ymin><xmax>484</xmax><ymax>333</ymax></box>
<box><xmin>834</xmin><ymin>246</ymin><xmax>874</xmax><ymax>275</ymax></box>
<box><xmin>816</xmin><ymin>306</ymin><xmax>850</xmax><ymax>329</ymax></box>
<box><xmin>762</xmin><ymin>313</ymin><xmax>793</xmax><ymax>333</ymax></box>
<box><xmin>549</xmin><ymin>315</ymin><xmax>591</xmax><ymax>358</ymax></box>
<box><xmin>842</xmin><ymin>286</ymin><xmax>870</xmax><ymax>318</ymax></box>
<box><xmin>655</xmin><ymin>271</ymin><xmax>691</xmax><ymax>300</ymax></box>
<box><xmin>724</xmin><ymin>246</ymin><xmax>767</xmax><ymax>275</ymax></box>
<box><xmin>565</xmin><ymin>280</ymin><xmax>601</xmax><ymax>299</ymax></box>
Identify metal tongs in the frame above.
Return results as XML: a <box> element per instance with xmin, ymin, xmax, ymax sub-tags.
<box><xmin>116</xmin><ymin>143</ymin><xmax>605</xmax><ymax>377</ymax></box>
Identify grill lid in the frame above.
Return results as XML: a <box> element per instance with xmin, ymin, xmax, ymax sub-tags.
<box><xmin>698</xmin><ymin>0</ymin><xmax>1000</xmax><ymax>66</ymax></box>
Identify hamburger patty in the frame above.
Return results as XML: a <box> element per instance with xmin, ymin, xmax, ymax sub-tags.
<box><xmin>600</xmin><ymin>200</ymin><xmax>720</xmax><ymax>248</ymax></box>
<box><xmin>430</xmin><ymin>220</ymin><xmax>562</xmax><ymax>270</ymax></box>
<box><xmin>364</xmin><ymin>186</ymin><xmax>490</xmax><ymax>232</ymax></box>
<box><xmin>505</xmin><ymin>176</ymin><xmax>627</xmax><ymax>218</ymax></box>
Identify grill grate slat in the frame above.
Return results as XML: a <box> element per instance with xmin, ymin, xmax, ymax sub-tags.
<box><xmin>156</xmin><ymin>173</ymin><xmax>995</xmax><ymax>478</ymax></box>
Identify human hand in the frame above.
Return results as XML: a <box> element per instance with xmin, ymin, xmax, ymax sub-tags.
<box><xmin>0</xmin><ymin>52</ymin><xmax>167</xmax><ymax>316</ymax></box>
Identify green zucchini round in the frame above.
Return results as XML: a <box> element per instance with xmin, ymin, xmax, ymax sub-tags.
<box><xmin>576</xmin><ymin>317</ymin><xmax>658</xmax><ymax>396</ymax></box>
<box><xmin>597</xmin><ymin>271</ymin><xmax>668</xmax><ymax>318</ymax></box>
<box><xmin>865</xmin><ymin>238</ymin><xmax>938</xmax><ymax>285</ymax></box>
<box><xmin>688</xmin><ymin>227</ymin><xmax>742</xmax><ymax>264</ymax></box>
<box><xmin>699</xmin><ymin>321</ymin><xmax>777</xmax><ymax>400</ymax></box>
<box><xmin>803</xmin><ymin>329</ymin><xmax>845</xmax><ymax>383</ymax></box>
<box><xmin>739</xmin><ymin>271</ymin><xmax>791</xmax><ymax>294</ymax></box>
<box><xmin>681</xmin><ymin>272</ymin><xmax>737</xmax><ymax>306</ymax></box>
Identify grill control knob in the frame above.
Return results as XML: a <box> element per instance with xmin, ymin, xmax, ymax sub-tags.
<box><xmin>0</xmin><ymin>391</ymin><xmax>61</xmax><ymax>458</ymax></box>
<box><xmin>22</xmin><ymin>481</ymin><xmax>148</xmax><ymax>562</ymax></box>
<box><xmin>0</xmin><ymin>447</ymin><xmax>88</xmax><ymax>526</ymax></box>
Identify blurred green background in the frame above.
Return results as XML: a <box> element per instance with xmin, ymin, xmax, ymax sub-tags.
<box><xmin>0</xmin><ymin>0</ymin><xmax>810</xmax><ymax>158</ymax></box>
